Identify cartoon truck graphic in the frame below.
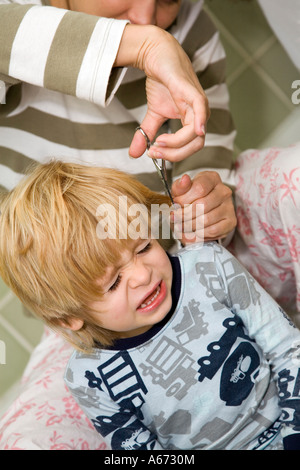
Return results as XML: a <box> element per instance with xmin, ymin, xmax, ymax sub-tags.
<box><xmin>140</xmin><ymin>336</ymin><xmax>197</xmax><ymax>400</ymax></box>
<box><xmin>196</xmin><ymin>255</ymin><xmax>261</xmax><ymax>310</ymax></box>
<box><xmin>173</xmin><ymin>299</ymin><xmax>209</xmax><ymax>345</ymax></box>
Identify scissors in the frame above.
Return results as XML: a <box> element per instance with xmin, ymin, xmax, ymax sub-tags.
<box><xmin>135</xmin><ymin>126</ymin><xmax>174</xmax><ymax>204</ymax></box>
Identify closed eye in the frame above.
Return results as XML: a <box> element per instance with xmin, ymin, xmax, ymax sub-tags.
<box><xmin>137</xmin><ymin>240</ymin><xmax>152</xmax><ymax>255</ymax></box>
<box><xmin>108</xmin><ymin>241</ymin><xmax>152</xmax><ymax>292</ymax></box>
<box><xmin>108</xmin><ymin>274</ymin><xmax>122</xmax><ymax>292</ymax></box>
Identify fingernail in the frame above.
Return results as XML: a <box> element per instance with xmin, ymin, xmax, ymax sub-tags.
<box><xmin>200</xmin><ymin>124</ymin><xmax>206</xmax><ymax>136</ymax></box>
<box><xmin>153</xmin><ymin>141</ymin><xmax>167</xmax><ymax>147</ymax></box>
<box><xmin>180</xmin><ymin>174</ymin><xmax>188</xmax><ymax>184</ymax></box>
<box><xmin>147</xmin><ymin>149</ymin><xmax>163</xmax><ymax>158</ymax></box>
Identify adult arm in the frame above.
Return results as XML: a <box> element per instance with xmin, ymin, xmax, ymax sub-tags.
<box><xmin>0</xmin><ymin>2</ymin><xmax>231</xmax><ymax>241</ymax></box>
<box><xmin>0</xmin><ymin>3</ymin><xmax>208</xmax><ymax>154</ymax></box>
<box><xmin>0</xmin><ymin>3</ymin><xmax>128</xmax><ymax>106</ymax></box>
<box><xmin>150</xmin><ymin>5</ymin><xmax>237</xmax><ymax>243</ymax></box>
<box><xmin>115</xmin><ymin>23</ymin><xmax>208</xmax><ymax>159</ymax></box>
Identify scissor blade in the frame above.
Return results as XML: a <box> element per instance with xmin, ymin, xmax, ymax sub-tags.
<box><xmin>161</xmin><ymin>173</ymin><xmax>174</xmax><ymax>203</ymax></box>
<box><xmin>152</xmin><ymin>159</ymin><xmax>174</xmax><ymax>203</ymax></box>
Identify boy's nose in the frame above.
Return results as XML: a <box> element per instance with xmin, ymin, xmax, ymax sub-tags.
<box><xmin>128</xmin><ymin>261</ymin><xmax>152</xmax><ymax>288</ymax></box>
<box><xmin>128</xmin><ymin>1</ymin><xmax>157</xmax><ymax>25</ymax></box>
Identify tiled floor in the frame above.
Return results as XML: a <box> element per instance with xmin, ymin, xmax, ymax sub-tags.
<box><xmin>204</xmin><ymin>0</ymin><xmax>300</xmax><ymax>155</ymax></box>
<box><xmin>0</xmin><ymin>281</ymin><xmax>43</xmax><ymax>397</ymax></box>
<box><xmin>0</xmin><ymin>0</ymin><xmax>300</xmax><ymax>400</ymax></box>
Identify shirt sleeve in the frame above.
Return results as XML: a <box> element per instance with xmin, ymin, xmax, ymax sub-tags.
<box><xmin>211</xmin><ymin>244</ymin><xmax>300</xmax><ymax>448</ymax></box>
<box><xmin>64</xmin><ymin>355</ymin><xmax>164</xmax><ymax>450</ymax></box>
<box><xmin>0</xmin><ymin>3</ymin><xmax>128</xmax><ymax>106</ymax></box>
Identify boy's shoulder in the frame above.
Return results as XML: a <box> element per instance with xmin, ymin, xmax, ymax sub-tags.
<box><xmin>174</xmin><ymin>241</ymin><xmax>233</xmax><ymax>267</ymax></box>
<box><xmin>64</xmin><ymin>347</ymin><xmax>104</xmax><ymax>389</ymax></box>
<box><xmin>173</xmin><ymin>242</ymin><xmax>249</xmax><ymax>304</ymax></box>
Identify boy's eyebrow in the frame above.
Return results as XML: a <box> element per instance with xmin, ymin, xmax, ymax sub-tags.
<box><xmin>100</xmin><ymin>255</ymin><xmax>129</xmax><ymax>288</ymax></box>
<box><xmin>100</xmin><ymin>239</ymin><xmax>151</xmax><ymax>288</ymax></box>
<box><xmin>100</xmin><ymin>266</ymin><xmax>119</xmax><ymax>287</ymax></box>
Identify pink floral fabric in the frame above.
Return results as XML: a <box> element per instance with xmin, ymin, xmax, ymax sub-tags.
<box><xmin>0</xmin><ymin>328</ymin><xmax>108</xmax><ymax>450</ymax></box>
<box><xmin>230</xmin><ymin>142</ymin><xmax>300</xmax><ymax>325</ymax></box>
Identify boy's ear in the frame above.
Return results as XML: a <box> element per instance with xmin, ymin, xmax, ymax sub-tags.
<box><xmin>59</xmin><ymin>318</ymin><xmax>84</xmax><ymax>331</ymax></box>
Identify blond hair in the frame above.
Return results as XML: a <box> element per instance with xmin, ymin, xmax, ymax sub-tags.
<box><xmin>0</xmin><ymin>160</ymin><xmax>171</xmax><ymax>350</ymax></box>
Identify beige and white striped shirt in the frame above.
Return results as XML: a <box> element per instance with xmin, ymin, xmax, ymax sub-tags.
<box><xmin>0</xmin><ymin>0</ymin><xmax>236</xmax><ymax>194</ymax></box>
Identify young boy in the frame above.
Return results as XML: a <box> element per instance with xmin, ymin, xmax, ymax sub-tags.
<box><xmin>0</xmin><ymin>160</ymin><xmax>300</xmax><ymax>451</ymax></box>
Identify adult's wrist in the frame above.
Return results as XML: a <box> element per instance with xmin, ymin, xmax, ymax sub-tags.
<box><xmin>114</xmin><ymin>24</ymin><xmax>169</xmax><ymax>70</ymax></box>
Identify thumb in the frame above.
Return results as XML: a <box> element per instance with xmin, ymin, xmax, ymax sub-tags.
<box><xmin>172</xmin><ymin>174</ymin><xmax>192</xmax><ymax>200</ymax></box>
<box><xmin>129</xmin><ymin>111</ymin><xmax>165</xmax><ymax>158</ymax></box>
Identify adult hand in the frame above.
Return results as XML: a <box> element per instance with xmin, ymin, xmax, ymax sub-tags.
<box><xmin>170</xmin><ymin>171</ymin><xmax>236</xmax><ymax>245</ymax></box>
<box><xmin>114</xmin><ymin>24</ymin><xmax>209</xmax><ymax>158</ymax></box>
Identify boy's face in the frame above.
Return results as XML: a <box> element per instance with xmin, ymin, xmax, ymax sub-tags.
<box><xmin>90</xmin><ymin>239</ymin><xmax>173</xmax><ymax>338</ymax></box>
<box><xmin>52</xmin><ymin>1</ymin><xmax>181</xmax><ymax>30</ymax></box>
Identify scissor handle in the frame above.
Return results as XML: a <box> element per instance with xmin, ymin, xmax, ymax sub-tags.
<box><xmin>135</xmin><ymin>126</ymin><xmax>151</xmax><ymax>150</ymax></box>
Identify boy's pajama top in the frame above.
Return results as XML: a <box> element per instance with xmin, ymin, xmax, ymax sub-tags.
<box><xmin>65</xmin><ymin>243</ymin><xmax>300</xmax><ymax>450</ymax></box>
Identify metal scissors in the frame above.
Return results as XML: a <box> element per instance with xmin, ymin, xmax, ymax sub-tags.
<box><xmin>136</xmin><ymin>126</ymin><xmax>174</xmax><ymax>204</ymax></box>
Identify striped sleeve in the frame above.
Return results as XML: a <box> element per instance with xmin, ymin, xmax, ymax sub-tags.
<box><xmin>0</xmin><ymin>4</ymin><xmax>128</xmax><ymax>106</ymax></box>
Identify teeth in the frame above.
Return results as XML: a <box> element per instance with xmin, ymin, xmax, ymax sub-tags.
<box><xmin>140</xmin><ymin>285</ymin><xmax>161</xmax><ymax>308</ymax></box>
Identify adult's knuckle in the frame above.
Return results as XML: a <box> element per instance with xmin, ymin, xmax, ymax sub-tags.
<box><xmin>210</xmin><ymin>170</ymin><xmax>220</xmax><ymax>179</ymax></box>
<box><xmin>203</xmin><ymin>95</ymin><xmax>210</xmax><ymax>116</ymax></box>
<box><xmin>225</xmin><ymin>185</ymin><xmax>233</xmax><ymax>196</ymax></box>
<box><xmin>202</xmin><ymin>212</ymin><xmax>210</xmax><ymax>227</ymax></box>
<box><xmin>207</xmin><ymin>224</ymin><xmax>220</xmax><ymax>239</ymax></box>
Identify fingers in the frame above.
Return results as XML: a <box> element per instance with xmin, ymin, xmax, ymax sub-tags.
<box><xmin>147</xmin><ymin>123</ymin><xmax>206</xmax><ymax>162</ymax></box>
<box><xmin>172</xmin><ymin>199</ymin><xmax>236</xmax><ymax>241</ymax></box>
<box><xmin>132</xmin><ymin>89</ymin><xmax>208</xmax><ymax>162</ymax></box>
<box><xmin>170</xmin><ymin>173</ymin><xmax>236</xmax><ymax>243</ymax></box>
<box><xmin>130</xmin><ymin>120</ymin><xmax>205</xmax><ymax>161</ymax></box>
<box><xmin>148</xmin><ymin>135</ymin><xmax>205</xmax><ymax>162</ymax></box>
<box><xmin>121</xmin><ymin>26</ymin><xmax>210</xmax><ymax>160</ymax></box>
<box><xmin>171</xmin><ymin>174</ymin><xmax>192</xmax><ymax>198</ymax></box>
<box><xmin>129</xmin><ymin>109</ymin><xmax>167</xmax><ymax>158</ymax></box>
<box><xmin>130</xmin><ymin>122</ymin><xmax>206</xmax><ymax>161</ymax></box>
<box><xmin>166</xmin><ymin>73</ymin><xmax>209</xmax><ymax>138</ymax></box>
<box><xmin>192</xmin><ymin>90</ymin><xmax>210</xmax><ymax>137</ymax></box>
<box><xmin>129</xmin><ymin>130</ymin><xmax>149</xmax><ymax>158</ymax></box>
<box><xmin>172</xmin><ymin>171</ymin><xmax>224</xmax><ymax>206</ymax></box>
<box><xmin>172</xmin><ymin>202</ymin><xmax>236</xmax><ymax>244</ymax></box>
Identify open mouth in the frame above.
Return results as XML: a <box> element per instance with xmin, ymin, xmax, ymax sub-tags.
<box><xmin>139</xmin><ymin>283</ymin><xmax>161</xmax><ymax>309</ymax></box>
<box><xmin>137</xmin><ymin>281</ymin><xmax>166</xmax><ymax>312</ymax></box>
